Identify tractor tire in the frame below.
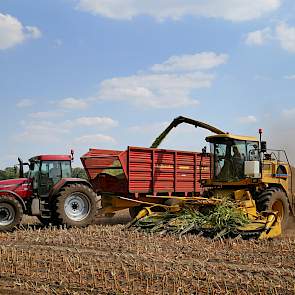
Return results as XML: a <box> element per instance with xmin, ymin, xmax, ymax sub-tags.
<box><xmin>53</xmin><ymin>184</ymin><xmax>97</xmax><ymax>227</ymax></box>
<box><xmin>0</xmin><ymin>196</ymin><xmax>23</xmax><ymax>232</ymax></box>
<box><xmin>255</xmin><ymin>187</ymin><xmax>290</xmax><ymax>229</ymax></box>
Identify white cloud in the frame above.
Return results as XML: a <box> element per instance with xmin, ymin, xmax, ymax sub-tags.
<box><xmin>25</xmin><ymin>26</ymin><xmax>42</xmax><ymax>39</ymax></box>
<box><xmin>245</xmin><ymin>22</ymin><xmax>295</xmax><ymax>53</ymax></box>
<box><xmin>276</xmin><ymin>22</ymin><xmax>295</xmax><ymax>53</ymax></box>
<box><xmin>77</xmin><ymin>0</ymin><xmax>281</xmax><ymax>22</ymax></box>
<box><xmin>29</xmin><ymin>111</ymin><xmax>64</xmax><ymax>119</ymax></box>
<box><xmin>74</xmin><ymin>134</ymin><xmax>116</xmax><ymax>144</ymax></box>
<box><xmin>151</xmin><ymin>52</ymin><xmax>228</xmax><ymax>73</ymax></box>
<box><xmin>245</xmin><ymin>27</ymin><xmax>272</xmax><ymax>46</ymax></box>
<box><xmin>0</xmin><ymin>13</ymin><xmax>41</xmax><ymax>50</ymax></box>
<box><xmin>58</xmin><ymin>97</ymin><xmax>89</xmax><ymax>109</ymax></box>
<box><xmin>15</xmin><ymin>121</ymin><xmax>70</xmax><ymax>144</ymax></box>
<box><xmin>95</xmin><ymin>51</ymin><xmax>228</xmax><ymax>108</ymax></box>
<box><xmin>14</xmin><ymin>114</ymin><xmax>118</xmax><ymax>147</ymax></box>
<box><xmin>284</xmin><ymin>75</ymin><xmax>295</xmax><ymax>80</ymax></box>
<box><xmin>238</xmin><ymin>115</ymin><xmax>257</xmax><ymax>124</ymax></box>
<box><xmin>75</xmin><ymin>116</ymin><xmax>118</xmax><ymax>128</ymax></box>
<box><xmin>97</xmin><ymin>72</ymin><xmax>213</xmax><ymax>108</ymax></box>
<box><xmin>16</xmin><ymin>99</ymin><xmax>34</xmax><ymax>108</ymax></box>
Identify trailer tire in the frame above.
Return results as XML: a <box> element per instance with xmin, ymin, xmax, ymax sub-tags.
<box><xmin>255</xmin><ymin>188</ymin><xmax>290</xmax><ymax>229</ymax></box>
<box><xmin>0</xmin><ymin>196</ymin><xmax>23</xmax><ymax>232</ymax></box>
<box><xmin>53</xmin><ymin>184</ymin><xmax>97</xmax><ymax>227</ymax></box>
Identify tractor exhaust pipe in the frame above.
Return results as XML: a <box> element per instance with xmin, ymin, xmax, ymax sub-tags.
<box><xmin>18</xmin><ymin>157</ymin><xmax>24</xmax><ymax>178</ymax></box>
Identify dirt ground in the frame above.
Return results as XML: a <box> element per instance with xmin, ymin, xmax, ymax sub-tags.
<box><xmin>0</xmin><ymin>210</ymin><xmax>294</xmax><ymax>295</ymax></box>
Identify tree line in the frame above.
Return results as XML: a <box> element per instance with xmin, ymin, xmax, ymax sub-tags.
<box><xmin>0</xmin><ymin>167</ymin><xmax>88</xmax><ymax>180</ymax></box>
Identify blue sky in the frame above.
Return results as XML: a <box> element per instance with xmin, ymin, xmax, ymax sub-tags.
<box><xmin>1</xmin><ymin>0</ymin><xmax>295</xmax><ymax>168</ymax></box>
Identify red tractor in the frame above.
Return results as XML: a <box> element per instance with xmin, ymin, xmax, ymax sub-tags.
<box><xmin>0</xmin><ymin>153</ymin><xmax>97</xmax><ymax>231</ymax></box>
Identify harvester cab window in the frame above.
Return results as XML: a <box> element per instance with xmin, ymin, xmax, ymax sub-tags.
<box><xmin>213</xmin><ymin>140</ymin><xmax>246</xmax><ymax>182</ymax></box>
<box><xmin>246</xmin><ymin>142</ymin><xmax>260</xmax><ymax>161</ymax></box>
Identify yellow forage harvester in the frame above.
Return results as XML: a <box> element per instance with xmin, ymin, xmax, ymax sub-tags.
<box><xmin>128</xmin><ymin>127</ymin><xmax>291</xmax><ymax>240</ymax></box>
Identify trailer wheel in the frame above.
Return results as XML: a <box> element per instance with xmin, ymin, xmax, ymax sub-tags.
<box><xmin>255</xmin><ymin>188</ymin><xmax>290</xmax><ymax>229</ymax></box>
<box><xmin>0</xmin><ymin>196</ymin><xmax>23</xmax><ymax>232</ymax></box>
<box><xmin>54</xmin><ymin>184</ymin><xmax>97</xmax><ymax>227</ymax></box>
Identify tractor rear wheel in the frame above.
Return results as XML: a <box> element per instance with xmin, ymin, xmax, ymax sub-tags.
<box><xmin>53</xmin><ymin>184</ymin><xmax>97</xmax><ymax>227</ymax></box>
<box><xmin>255</xmin><ymin>188</ymin><xmax>290</xmax><ymax>229</ymax></box>
<box><xmin>0</xmin><ymin>196</ymin><xmax>23</xmax><ymax>232</ymax></box>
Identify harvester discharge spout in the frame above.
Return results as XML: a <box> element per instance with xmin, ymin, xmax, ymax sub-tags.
<box><xmin>150</xmin><ymin>116</ymin><xmax>225</xmax><ymax>149</ymax></box>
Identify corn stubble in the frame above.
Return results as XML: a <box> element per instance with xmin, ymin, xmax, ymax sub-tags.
<box><xmin>0</xmin><ymin>222</ymin><xmax>294</xmax><ymax>294</ymax></box>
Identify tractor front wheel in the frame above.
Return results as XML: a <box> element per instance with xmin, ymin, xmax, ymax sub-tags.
<box><xmin>53</xmin><ymin>184</ymin><xmax>97</xmax><ymax>227</ymax></box>
<box><xmin>0</xmin><ymin>196</ymin><xmax>23</xmax><ymax>232</ymax></box>
<box><xmin>255</xmin><ymin>188</ymin><xmax>290</xmax><ymax>229</ymax></box>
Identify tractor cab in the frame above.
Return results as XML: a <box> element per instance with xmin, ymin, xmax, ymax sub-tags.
<box><xmin>0</xmin><ymin>151</ymin><xmax>97</xmax><ymax>231</ymax></box>
<box><xmin>25</xmin><ymin>155</ymin><xmax>73</xmax><ymax>195</ymax></box>
<box><xmin>205</xmin><ymin>134</ymin><xmax>260</xmax><ymax>184</ymax></box>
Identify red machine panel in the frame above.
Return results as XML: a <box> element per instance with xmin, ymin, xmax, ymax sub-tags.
<box><xmin>127</xmin><ymin>147</ymin><xmax>211</xmax><ymax>195</ymax></box>
<box><xmin>81</xmin><ymin>146</ymin><xmax>211</xmax><ymax>197</ymax></box>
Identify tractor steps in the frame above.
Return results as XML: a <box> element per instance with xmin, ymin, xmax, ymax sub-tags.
<box><xmin>39</xmin><ymin>195</ymin><xmax>51</xmax><ymax>219</ymax></box>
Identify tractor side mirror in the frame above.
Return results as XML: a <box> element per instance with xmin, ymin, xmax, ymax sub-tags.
<box><xmin>261</xmin><ymin>141</ymin><xmax>267</xmax><ymax>153</ymax></box>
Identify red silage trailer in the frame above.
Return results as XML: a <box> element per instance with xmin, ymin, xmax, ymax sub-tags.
<box><xmin>81</xmin><ymin>146</ymin><xmax>211</xmax><ymax>216</ymax></box>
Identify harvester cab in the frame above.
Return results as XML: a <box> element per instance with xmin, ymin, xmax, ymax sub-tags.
<box><xmin>202</xmin><ymin>132</ymin><xmax>292</xmax><ymax>237</ymax></box>
<box><xmin>205</xmin><ymin>134</ymin><xmax>261</xmax><ymax>184</ymax></box>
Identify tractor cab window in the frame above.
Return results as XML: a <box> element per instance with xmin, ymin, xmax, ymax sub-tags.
<box><xmin>28</xmin><ymin>161</ymin><xmax>40</xmax><ymax>190</ymax></box>
<box><xmin>61</xmin><ymin>161</ymin><xmax>71</xmax><ymax>178</ymax></box>
<box><xmin>40</xmin><ymin>161</ymin><xmax>72</xmax><ymax>185</ymax></box>
<box><xmin>212</xmin><ymin>140</ymin><xmax>246</xmax><ymax>182</ymax></box>
<box><xmin>41</xmin><ymin>161</ymin><xmax>62</xmax><ymax>185</ymax></box>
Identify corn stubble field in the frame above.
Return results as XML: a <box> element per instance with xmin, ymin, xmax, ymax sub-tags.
<box><xmin>0</xmin><ymin>212</ymin><xmax>294</xmax><ymax>295</ymax></box>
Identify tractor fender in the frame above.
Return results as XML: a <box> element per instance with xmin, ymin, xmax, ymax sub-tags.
<box><xmin>49</xmin><ymin>178</ymin><xmax>94</xmax><ymax>199</ymax></box>
<box><xmin>0</xmin><ymin>190</ymin><xmax>27</xmax><ymax>212</ymax></box>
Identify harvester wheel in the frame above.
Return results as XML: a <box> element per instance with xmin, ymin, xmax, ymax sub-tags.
<box><xmin>53</xmin><ymin>184</ymin><xmax>97</xmax><ymax>227</ymax></box>
<box><xmin>255</xmin><ymin>188</ymin><xmax>290</xmax><ymax>229</ymax></box>
<box><xmin>0</xmin><ymin>196</ymin><xmax>23</xmax><ymax>232</ymax></box>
